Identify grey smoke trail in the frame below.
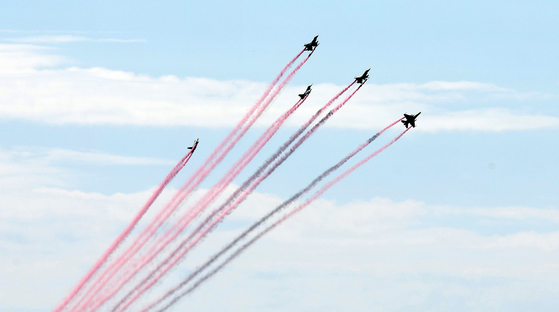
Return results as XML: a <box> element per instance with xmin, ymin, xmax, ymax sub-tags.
<box><xmin>144</xmin><ymin>118</ymin><xmax>404</xmax><ymax>312</ymax></box>
<box><xmin>116</xmin><ymin>82</ymin><xmax>365</xmax><ymax>312</ymax></box>
<box><xmin>103</xmin><ymin>53</ymin><xmax>316</xmax><ymax>312</ymax></box>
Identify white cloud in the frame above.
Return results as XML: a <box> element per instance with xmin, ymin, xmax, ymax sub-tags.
<box><xmin>418</xmin><ymin>108</ymin><xmax>559</xmax><ymax>132</ymax></box>
<box><xmin>5</xmin><ymin>35</ymin><xmax>146</xmax><ymax>43</ymax></box>
<box><xmin>431</xmin><ymin>205</ymin><xmax>559</xmax><ymax>223</ymax></box>
<box><xmin>43</xmin><ymin>148</ymin><xmax>174</xmax><ymax>165</ymax></box>
<box><xmin>0</xmin><ymin>43</ymin><xmax>556</xmax><ymax>132</ymax></box>
<box><xmin>315</xmin><ymin>84</ymin><xmax>559</xmax><ymax>131</ymax></box>
<box><xmin>0</xmin><ymin>44</ymin><xmax>61</xmax><ymax>73</ymax></box>
<box><xmin>0</xmin><ymin>147</ymin><xmax>174</xmax><ymax>168</ymax></box>
<box><xmin>1</xmin><ymin>145</ymin><xmax>559</xmax><ymax>311</ymax></box>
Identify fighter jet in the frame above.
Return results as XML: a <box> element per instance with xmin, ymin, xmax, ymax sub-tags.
<box><xmin>401</xmin><ymin>112</ymin><xmax>421</xmax><ymax>128</ymax></box>
<box><xmin>354</xmin><ymin>68</ymin><xmax>370</xmax><ymax>84</ymax></box>
<box><xmin>304</xmin><ymin>35</ymin><xmax>319</xmax><ymax>51</ymax></box>
<box><xmin>187</xmin><ymin>138</ymin><xmax>199</xmax><ymax>151</ymax></box>
<box><xmin>298</xmin><ymin>84</ymin><xmax>312</xmax><ymax>99</ymax></box>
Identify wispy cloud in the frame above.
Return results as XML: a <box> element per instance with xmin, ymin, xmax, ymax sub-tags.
<box><xmin>43</xmin><ymin>149</ymin><xmax>174</xmax><ymax>165</ymax></box>
<box><xmin>5</xmin><ymin>35</ymin><xmax>146</xmax><ymax>44</ymax></box>
<box><xmin>430</xmin><ymin>205</ymin><xmax>559</xmax><ymax>222</ymax></box>
<box><xmin>1</xmin><ymin>147</ymin><xmax>173</xmax><ymax>171</ymax></box>
<box><xmin>0</xmin><ymin>44</ymin><xmax>60</xmax><ymax>73</ymax></box>
<box><xmin>0</xmin><ymin>44</ymin><xmax>556</xmax><ymax>132</ymax></box>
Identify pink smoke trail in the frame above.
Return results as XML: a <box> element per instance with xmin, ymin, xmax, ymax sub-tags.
<box><xmin>197</xmin><ymin>81</ymin><xmax>357</xmax><ymax>230</ymax></box>
<box><xmin>106</xmin><ymin>86</ymin><xmax>311</xmax><ymax>312</ymax></box>
<box><xmin>72</xmin><ymin>50</ymin><xmax>309</xmax><ymax>312</ymax></box>
<box><xmin>87</xmin><ymin>54</ymin><xmax>313</xmax><ymax>312</ymax></box>
<box><xmin>152</xmin><ymin>126</ymin><xmax>411</xmax><ymax>312</ymax></box>
<box><xmin>157</xmin><ymin>97</ymin><xmax>306</xmax><ymax>246</ymax></box>
<box><xmin>156</xmin><ymin>53</ymin><xmax>315</xmax><ymax>242</ymax></box>
<box><xmin>148</xmin><ymin>82</ymin><xmax>357</xmax><ymax>282</ymax></box>
<box><xmin>172</xmin><ymin>81</ymin><xmax>357</xmax><ymax>255</ymax></box>
<box><xmin>52</xmin><ymin>146</ymin><xmax>197</xmax><ymax>312</ymax></box>
<box><xmin>102</xmin><ymin>81</ymin><xmax>353</xmax><ymax>312</ymax></box>
<box><xmin>113</xmin><ymin>82</ymin><xmax>363</xmax><ymax>312</ymax></box>
<box><xmin>140</xmin><ymin>118</ymin><xmax>404</xmax><ymax>312</ymax></box>
<box><xmin>103</xmin><ymin>47</ymin><xmax>305</xmax><ymax>275</ymax></box>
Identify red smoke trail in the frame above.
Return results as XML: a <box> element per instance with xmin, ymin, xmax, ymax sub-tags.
<box><xmin>108</xmin><ymin>90</ymin><xmax>311</xmax><ymax>312</ymax></box>
<box><xmin>151</xmin><ymin>126</ymin><xmax>411</xmax><ymax>312</ymax></box>
<box><xmin>174</xmin><ymin>81</ymin><xmax>356</xmax><ymax>252</ymax></box>
<box><xmin>134</xmin><ymin>97</ymin><xmax>307</xmax><ymax>281</ymax></box>
<box><xmin>52</xmin><ymin>148</ymin><xmax>196</xmax><ymax>312</ymax></box>
<box><xmin>158</xmin><ymin>51</ymin><xmax>316</xmax><ymax>242</ymax></box>
<box><xmin>89</xmin><ymin>55</ymin><xmax>313</xmax><ymax>312</ymax></box>
<box><xmin>101</xmin><ymin>81</ymin><xmax>352</xmax><ymax>312</ymax></box>
<box><xmin>73</xmin><ymin>50</ymin><xmax>309</xmax><ymax>312</ymax></box>
<box><xmin>154</xmin><ymin>82</ymin><xmax>356</xmax><ymax>280</ymax></box>
<box><xmin>156</xmin><ymin>97</ymin><xmax>306</xmax><ymax>248</ymax></box>
<box><xmin>207</xmin><ymin>81</ymin><xmax>357</xmax><ymax>223</ymax></box>
<box><xmin>178</xmin><ymin>81</ymin><xmax>357</xmax><ymax>243</ymax></box>
<box><xmin>140</xmin><ymin>118</ymin><xmax>404</xmax><ymax>312</ymax></box>
<box><xmin>114</xmin><ymin>82</ymin><xmax>363</xmax><ymax>312</ymax></box>
<box><xmin>108</xmin><ymin>47</ymin><xmax>306</xmax><ymax>273</ymax></box>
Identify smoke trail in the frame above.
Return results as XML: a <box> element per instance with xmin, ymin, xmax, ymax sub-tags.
<box><xmin>141</xmin><ymin>118</ymin><xmax>403</xmax><ymax>312</ymax></box>
<box><xmin>109</xmin><ymin>86</ymin><xmax>313</xmax><ymax>312</ymax></box>
<box><xmin>74</xmin><ymin>50</ymin><xmax>310</xmax><ymax>312</ymax></box>
<box><xmin>134</xmin><ymin>98</ymin><xmax>307</xmax><ymax>279</ymax></box>
<box><xmin>89</xmin><ymin>54</ymin><xmax>313</xmax><ymax>312</ymax></box>
<box><xmin>151</xmin><ymin>97</ymin><xmax>307</xmax><ymax>255</ymax></box>
<box><xmin>101</xmin><ymin>48</ymin><xmax>306</xmax><ymax>279</ymax></box>
<box><xmin>114</xmin><ymin>82</ymin><xmax>364</xmax><ymax>312</ymax></box>
<box><xmin>52</xmin><ymin>147</ymin><xmax>196</xmax><ymax>312</ymax></box>
<box><xmin>201</xmin><ymin>81</ymin><xmax>357</xmax><ymax>232</ymax></box>
<box><xmin>154</xmin><ymin>50</ymin><xmax>317</xmax><ymax>244</ymax></box>
<box><xmin>154</xmin><ymin>126</ymin><xmax>411</xmax><ymax>312</ymax></box>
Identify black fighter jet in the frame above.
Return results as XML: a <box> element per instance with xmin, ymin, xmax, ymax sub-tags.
<box><xmin>304</xmin><ymin>35</ymin><xmax>319</xmax><ymax>51</ymax></box>
<box><xmin>354</xmin><ymin>68</ymin><xmax>370</xmax><ymax>84</ymax></box>
<box><xmin>401</xmin><ymin>112</ymin><xmax>421</xmax><ymax>128</ymax></box>
<box><xmin>187</xmin><ymin>138</ymin><xmax>199</xmax><ymax>151</ymax></box>
<box><xmin>298</xmin><ymin>84</ymin><xmax>312</xmax><ymax>99</ymax></box>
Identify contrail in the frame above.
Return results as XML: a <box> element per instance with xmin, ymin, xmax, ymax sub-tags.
<box><xmin>87</xmin><ymin>53</ymin><xmax>314</xmax><ymax>312</ymax></box>
<box><xmin>152</xmin><ymin>126</ymin><xmax>411</xmax><ymax>312</ymax></box>
<box><xmin>114</xmin><ymin>82</ymin><xmax>364</xmax><ymax>312</ymax></box>
<box><xmin>149</xmin><ymin>97</ymin><xmax>308</xmax><ymax>258</ymax></box>
<box><xmin>97</xmin><ymin>82</ymin><xmax>351</xmax><ymax>311</ymax></box>
<box><xmin>109</xmin><ymin>86</ymin><xmax>313</xmax><ymax>312</ymax></box>
<box><xmin>132</xmin><ymin>97</ymin><xmax>309</xmax><ymax>284</ymax></box>
<box><xmin>205</xmin><ymin>81</ymin><xmax>357</xmax><ymax>228</ymax></box>
<box><xmin>52</xmin><ymin>147</ymin><xmax>197</xmax><ymax>312</ymax></box>
<box><xmin>184</xmin><ymin>81</ymin><xmax>357</xmax><ymax>245</ymax></box>
<box><xmin>140</xmin><ymin>118</ymin><xmax>404</xmax><ymax>312</ymax></box>
<box><xmin>73</xmin><ymin>49</ymin><xmax>311</xmax><ymax>312</ymax></box>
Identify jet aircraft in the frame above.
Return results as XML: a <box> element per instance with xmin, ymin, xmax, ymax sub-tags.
<box><xmin>298</xmin><ymin>84</ymin><xmax>312</xmax><ymax>99</ymax></box>
<box><xmin>304</xmin><ymin>35</ymin><xmax>319</xmax><ymax>51</ymax></box>
<box><xmin>354</xmin><ymin>68</ymin><xmax>370</xmax><ymax>84</ymax></box>
<box><xmin>401</xmin><ymin>112</ymin><xmax>421</xmax><ymax>128</ymax></box>
<box><xmin>188</xmin><ymin>138</ymin><xmax>199</xmax><ymax>151</ymax></box>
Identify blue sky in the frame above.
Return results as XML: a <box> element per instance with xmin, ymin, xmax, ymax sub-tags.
<box><xmin>1</xmin><ymin>1</ymin><xmax>558</xmax><ymax>311</ymax></box>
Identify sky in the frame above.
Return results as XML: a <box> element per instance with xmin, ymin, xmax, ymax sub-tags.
<box><xmin>1</xmin><ymin>1</ymin><xmax>558</xmax><ymax>311</ymax></box>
